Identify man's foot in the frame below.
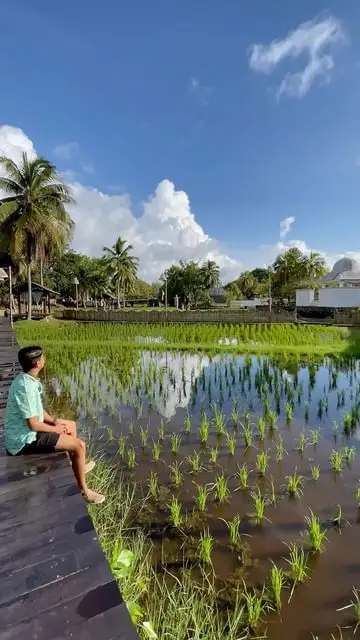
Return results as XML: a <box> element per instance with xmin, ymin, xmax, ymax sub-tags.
<box><xmin>85</xmin><ymin>460</ymin><xmax>96</xmax><ymax>474</ymax></box>
<box><xmin>82</xmin><ymin>489</ymin><xmax>106</xmax><ymax>504</ymax></box>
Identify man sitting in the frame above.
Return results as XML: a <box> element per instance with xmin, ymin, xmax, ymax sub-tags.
<box><xmin>5</xmin><ymin>345</ymin><xmax>105</xmax><ymax>505</ymax></box>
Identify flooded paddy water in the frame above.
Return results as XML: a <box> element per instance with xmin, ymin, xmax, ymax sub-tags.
<box><xmin>39</xmin><ymin>343</ymin><xmax>360</xmax><ymax>640</ymax></box>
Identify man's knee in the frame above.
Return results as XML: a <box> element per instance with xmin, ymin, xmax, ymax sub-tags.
<box><xmin>75</xmin><ymin>438</ymin><xmax>86</xmax><ymax>455</ymax></box>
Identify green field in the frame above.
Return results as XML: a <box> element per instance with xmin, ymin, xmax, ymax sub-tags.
<box><xmin>14</xmin><ymin>320</ymin><xmax>360</xmax><ymax>356</ymax></box>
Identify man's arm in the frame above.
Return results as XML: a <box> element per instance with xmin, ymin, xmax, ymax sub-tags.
<box><xmin>27</xmin><ymin>416</ymin><xmax>66</xmax><ymax>434</ymax></box>
<box><xmin>43</xmin><ymin>409</ymin><xmax>56</xmax><ymax>425</ymax></box>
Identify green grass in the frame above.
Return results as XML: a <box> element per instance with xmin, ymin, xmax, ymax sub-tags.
<box><xmin>15</xmin><ymin>320</ymin><xmax>360</xmax><ymax>356</ymax></box>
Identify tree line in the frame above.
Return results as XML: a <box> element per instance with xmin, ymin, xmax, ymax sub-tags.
<box><xmin>0</xmin><ymin>152</ymin><xmax>328</xmax><ymax>317</ymax></box>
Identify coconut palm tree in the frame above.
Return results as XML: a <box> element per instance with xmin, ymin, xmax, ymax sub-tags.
<box><xmin>273</xmin><ymin>248</ymin><xmax>306</xmax><ymax>286</ymax></box>
<box><xmin>201</xmin><ymin>260</ymin><xmax>220</xmax><ymax>290</ymax></box>
<box><xmin>103</xmin><ymin>236</ymin><xmax>138</xmax><ymax>307</ymax></box>
<box><xmin>0</xmin><ymin>153</ymin><xmax>74</xmax><ymax>318</ymax></box>
<box><xmin>303</xmin><ymin>251</ymin><xmax>327</xmax><ymax>280</ymax></box>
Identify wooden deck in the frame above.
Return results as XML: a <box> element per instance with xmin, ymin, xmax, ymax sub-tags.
<box><xmin>0</xmin><ymin>319</ymin><xmax>138</xmax><ymax>640</ymax></box>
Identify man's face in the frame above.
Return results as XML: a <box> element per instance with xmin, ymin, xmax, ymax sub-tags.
<box><xmin>37</xmin><ymin>354</ymin><xmax>45</xmax><ymax>371</ymax></box>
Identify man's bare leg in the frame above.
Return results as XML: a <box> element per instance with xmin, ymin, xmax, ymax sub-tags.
<box><xmin>56</xmin><ymin>421</ymin><xmax>95</xmax><ymax>473</ymax></box>
<box><xmin>55</xmin><ymin>434</ymin><xmax>104</xmax><ymax>504</ymax></box>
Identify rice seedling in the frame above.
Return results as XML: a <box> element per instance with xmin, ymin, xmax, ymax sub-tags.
<box><xmin>158</xmin><ymin>421</ymin><xmax>165</xmax><ymax>440</ymax></box>
<box><xmin>236</xmin><ymin>463</ymin><xmax>249</xmax><ymax>490</ymax></box>
<box><xmin>148</xmin><ymin>471</ymin><xmax>159</xmax><ymax>499</ymax></box>
<box><xmin>184</xmin><ymin>413</ymin><xmax>191</xmax><ymax>433</ymax></box>
<box><xmin>343</xmin><ymin>412</ymin><xmax>352</xmax><ymax>435</ymax></box>
<box><xmin>257</xmin><ymin>417</ymin><xmax>266</xmax><ymax>441</ymax></box>
<box><xmin>214</xmin><ymin>473</ymin><xmax>230</xmax><ymax>503</ymax></box>
<box><xmin>118</xmin><ymin>435</ymin><xmax>126</xmax><ymax>459</ymax></box>
<box><xmin>107</xmin><ymin>427</ymin><xmax>114</xmax><ymax>441</ymax></box>
<box><xmin>268</xmin><ymin>409</ymin><xmax>277</xmax><ymax>430</ymax></box>
<box><xmin>169</xmin><ymin>461</ymin><xmax>183</xmax><ymax>488</ymax></box>
<box><xmin>231</xmin><ymin>403</ymin><xmax>239</xmax><ymax>428</ymax></box>
<box><xmin>242</xmin><ymin>585</ymin><xmax>269</xmax><ymax>632</ymax></box>
<box><xmin>355</xmin><ymin>484</ymin><xmax>360</xmax><ymax>507</ymax></box>
<box><xmin>276</xmin><ymin>436</ymin><xmax>285</xmax><ymax>462</ymax></box>
<box><xmin>270</xmin><ymin>563</ymin><xmax>286</xmax><ymax>611</ymax></box>
<box><xmin>286</xmin><ymin>470</ymin><xmax>305</xmax><ymax>498</ymax></box>
<box><xmin>242</xmin><ymin>421</ymin><xmax>253</xmax><ymax>448</ymax></box>
<box><xmin>305</xmin><ymin>509</ymin><xmax>327</xmax><ymax>552</ymax></box>
<box><xmin>128</xmin><ymin>421</ymin><xmax>134</xmax><ymax>436</ymax></box>
<box><xmin>226</xmin><ymin>433</ymin><xmax>236</xmax><ymax>456</ymax></box>
<box><xmin>285</xmin><ymin>402</ymin><xmax>293</xmax><ymax>424</ymax></box>
<box><xmin>331</xmin><ymin>504</ymin><xmax>350</xmax><ymax>531</ymax></box>
<box><xmin>330</xmin><ymin>450</ymin><xmax>344</xmax><ymax>473</ymax></box>
<box><xmin>250</xmin><ymin>488</ymin><xmax>269</xmax><ymax>525</ymax></box>
<box><xmin>140</xmin><ymin>426</ymin><xmax>149</xmax><ymax>449</ymax></box>
<box><xmin>269</xmin><ymin>475</ymin><xmax>277</xmax><ymax>505</ymax></box>
<box><xmin>296</xmin><ymin>432</ymin><xmax>306</xmax><ymax>453</ymax></box>
<box><xmin>152</xmin><ymin>440</ymin><xmax>162</xmax><ymax>462</ymax></box>
<box><xmin>194</xmin><ymin>483</ymin><xmax>210</xmax><ymax>512</ymax></box>
<box><xmin>198</xmin><ymin>529</ymin><xmax>214</xmax><ymax>565</ymax></box>
<box><xmin>213</xmin><ymin>404</ymin><xmax>226</xmax><ymax>436</ymax></box>
<box><xmin>343</xmin><ymin>446</ymin><xmax>356</xmax><ymax>463</ymax></box>
<box><xmin>337</xmin><ymin>588</ymin><xmax>360</xmax><ymax>634</ymax></box>
<box><xmin>168</xmin><ymin>495</ymin><xmax>183</xmax><ymax>528</ymax></box>
<box><xmin>309</xmin><ymin>429</ymin><xmax>320</xmax><ymax>446</ymax></box>
<box><xmin>187</xmin><ymin>451</ymin><xmax>201</xmax><ymax>473</ymax></box>
<box><xmin>209</xmin><ymin>447</ymin><xmax>218</xmax><ymax>464</ymax></box>
<box><xmin>170</xmin><ymin>433</ymin><xmax>182</xmax><ymax>455</ymax></box>
<box><xmin>221</xmin><ymin>514</ymin><xmax>242</xmax><ymax>549</ymax></box>
<box><xmin>285</xmin><ymin>543</ymin><xmax>309</xmax><ymax>600</ymax></box>
<box><xmin>256</xmin><ymin>451</ymin><xmax>269</xmax><ymax>477</ymax></box>
<box><xmin>310</xmin><ymin>464</ymin><xmax>320</xmax><ymax>481</ymax></box>
<box><xmin>198</xmin><ymin>414</ymin><xmax>209</xmax><ymax>444</ymax></box>
<box><xmin>127</xmin><ymin>446</ymin><xmax>136</xmax><ymax>469</ymax></box>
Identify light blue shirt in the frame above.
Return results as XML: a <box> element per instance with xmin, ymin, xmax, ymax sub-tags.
<box><xmin>5</xmin><ymin>372</ymin><xmax>44</xmax><ymax>455</ymax></box>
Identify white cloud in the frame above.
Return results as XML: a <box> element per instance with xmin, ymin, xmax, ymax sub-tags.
<box><xmin>280</xmin><ymin>216</ymin><xmax>295</xmax><ymax>239</ymax></box>
<box><xmin>248</xmin><ymin>14</ymin><xmax>347</xmax><ymax>99</ymax></box>
<box><xmin>0</xmin><ymin>125</ymin><xmax>356</xmax><ymax>283</ymax></box>
<box><xmin>53</xmin><ymin>141</ymin><xmax>80</xmax><ymax>160</ymax></box>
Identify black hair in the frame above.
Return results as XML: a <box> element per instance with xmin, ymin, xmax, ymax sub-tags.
<box><xmin>18</xmin><ymin>346</ymin><xmax>43</xmax><ymax>372</ymax></box>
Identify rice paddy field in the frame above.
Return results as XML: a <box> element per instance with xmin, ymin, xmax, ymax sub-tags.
<box><xmin>14</xmin><ymin>321</ymin><xmax>360</xmax><ymax>640</ymax></box>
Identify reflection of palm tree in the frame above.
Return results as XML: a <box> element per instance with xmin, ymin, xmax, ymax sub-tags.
<box><xmin>201</xmin><ymin>260</ymin><xmax>220</xmax><ymax>289</ymax></box>
<box><xmin>103</xmin><ymin>237</ymin><xmax>138</xmax><ymax>308</ymax></box>
<box><xmin>0</xmin><ymin>153</ymin><xmax>74</xmax><ymax>318</ymax></box>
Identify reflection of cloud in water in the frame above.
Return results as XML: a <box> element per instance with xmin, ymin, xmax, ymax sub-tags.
<box><xmin>139</xmin><ymin>351</ymin><xmax>212</xmax><ymax>419</ymax></box>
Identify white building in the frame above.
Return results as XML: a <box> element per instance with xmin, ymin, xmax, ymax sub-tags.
<box><xmin>296</xmin><ymin>257</ymin><xmax>360</xmax><ymax>309</ymax></box>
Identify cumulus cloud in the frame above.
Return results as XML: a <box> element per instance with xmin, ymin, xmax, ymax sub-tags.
<box><xmin>248</xmin><ymin>14</ymin><xmax>347</xmax><ymax>99</ymax></box>
<box><xmin>0</xmin><ymin>125</ymin><xmax>241</xmax><ymax>282</ymax></box>
<box><xmin>279</xmin><ymin>216</ymin><xmax>295</xmax><ymax>239</ymax></box>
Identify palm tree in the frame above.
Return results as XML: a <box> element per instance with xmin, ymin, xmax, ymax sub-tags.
<box><xmin>273</xmin><ymin>248</ymin><xmax>305</xmax><ymax>286</ymax></box>
<box><xmin>201</xmin><ymin>260</ymin><xmax>220</xmax><ymax>290</ymax></box>
<box><xmin>303</xmin><ymin>251</ymin><xmax>327</xmax><ymax>280</ymax></box>
<box><xmin>238</xmin><ymin>271</ymin><xmax>258</xmax><ymax>299</ymax></box>
<box><xmin>103</xmin><ymin>236</ymin><xmax>138</xmax><ymax>308</ymax></box>
<box><xmin>0</xmin><ymin>153</ymin><xmax>74</xmax><ymax>318</ymax></box>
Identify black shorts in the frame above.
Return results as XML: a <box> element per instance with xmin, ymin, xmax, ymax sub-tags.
<box><xmin>7</xmin><ymin>432</ymin><xmax>60</xmax><ymax>456</ymax></box>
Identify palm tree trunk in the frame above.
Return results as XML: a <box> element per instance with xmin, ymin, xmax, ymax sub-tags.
<box><xmin>117</xmin><ymin>281</ymin><xmax>120</xmax><ymax>309</ymax></box>
<box><xmin>27</xmin><ymin>261</ymin><xmax>32</xmax><ymax>320</ymax></box>
<box><xmin>40</xmin><ymin>255</ymin><xmax>44</xmax><ymax>287</ymax></box>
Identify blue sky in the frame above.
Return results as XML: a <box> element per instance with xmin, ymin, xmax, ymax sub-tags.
<box><xmin>0</xmin><ymin>0</ymin><xmax>360</xmax><ymax>280</ymax></box>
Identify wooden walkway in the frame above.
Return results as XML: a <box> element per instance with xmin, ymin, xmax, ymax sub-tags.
<box><xmin>0</xmin><ymin>319</ymin><xmax>138</xmax><ymax>640</ymax></box>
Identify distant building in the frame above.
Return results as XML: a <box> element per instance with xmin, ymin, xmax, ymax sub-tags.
<box><xmin>296</xmin><ymin>257</ymin><xmax>360</xmax><ymax>309</ymax></box>
<box><xmin>230</xmin><ymin>297</ymin><xmax>269</xmax><ymax>309</ymax></box>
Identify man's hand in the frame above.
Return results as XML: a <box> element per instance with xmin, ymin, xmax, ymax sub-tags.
<box><xmin>55</xmin><ymin>419</ymin><xmax>77</xmax><ymax>437</ymax></box>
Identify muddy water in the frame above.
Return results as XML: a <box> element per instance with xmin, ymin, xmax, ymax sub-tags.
<box><xmin>46</xmin><ymin>351</ymin><xmax>360</xmax><ymax>639</ymax></box>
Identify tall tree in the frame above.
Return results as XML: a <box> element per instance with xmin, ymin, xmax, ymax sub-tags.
<box><xmin>303</xmin><ymin>251</ymin><xmax>328</xmax><ymax>280</ymax></box>
<box><xmin>103</xmin><ymin>236</ymin><xmax>138</xmax><ymax>307</ymax></box>
<box><xmin>0</xmin><ymin>153</ymin><xmax>74</xmax><ymax>318</ymax></box>
<box><xmin>238</xmin><ymin>271</ymin><xmax>258</xmax><ymax>299</ymax></box>
<box><xmin>201</xmin><ymin>260</ymin><xmax>220</xmax><ymax>290</ymax></box>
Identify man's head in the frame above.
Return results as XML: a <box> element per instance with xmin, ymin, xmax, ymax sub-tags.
<box><xmin>18</xmin><ymin>346</ymin><xmax>45</xmax><ymax>374</ymax></box>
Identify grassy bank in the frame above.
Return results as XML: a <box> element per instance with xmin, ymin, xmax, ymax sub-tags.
<box><xmin>89</xmin><ymin>461</ymin><xmax>268</xmax><ymax>640</ymax></box>
<box><xmin>14</xmin><ymin>320</ymin><xmax>360</xmax><ymax>356</ymax></box>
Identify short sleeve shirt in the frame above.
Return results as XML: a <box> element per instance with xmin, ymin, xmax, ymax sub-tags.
<box><xmin>4</xmin><ymin>372</ymin><xmax>44</xmax><ymax>455</ymax></box>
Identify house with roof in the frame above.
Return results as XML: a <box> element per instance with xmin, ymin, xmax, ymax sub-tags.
<box><xmin>296</xmin><ymin>257</ymin><xmax>360</xmax><ymax>309</ymax></box>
